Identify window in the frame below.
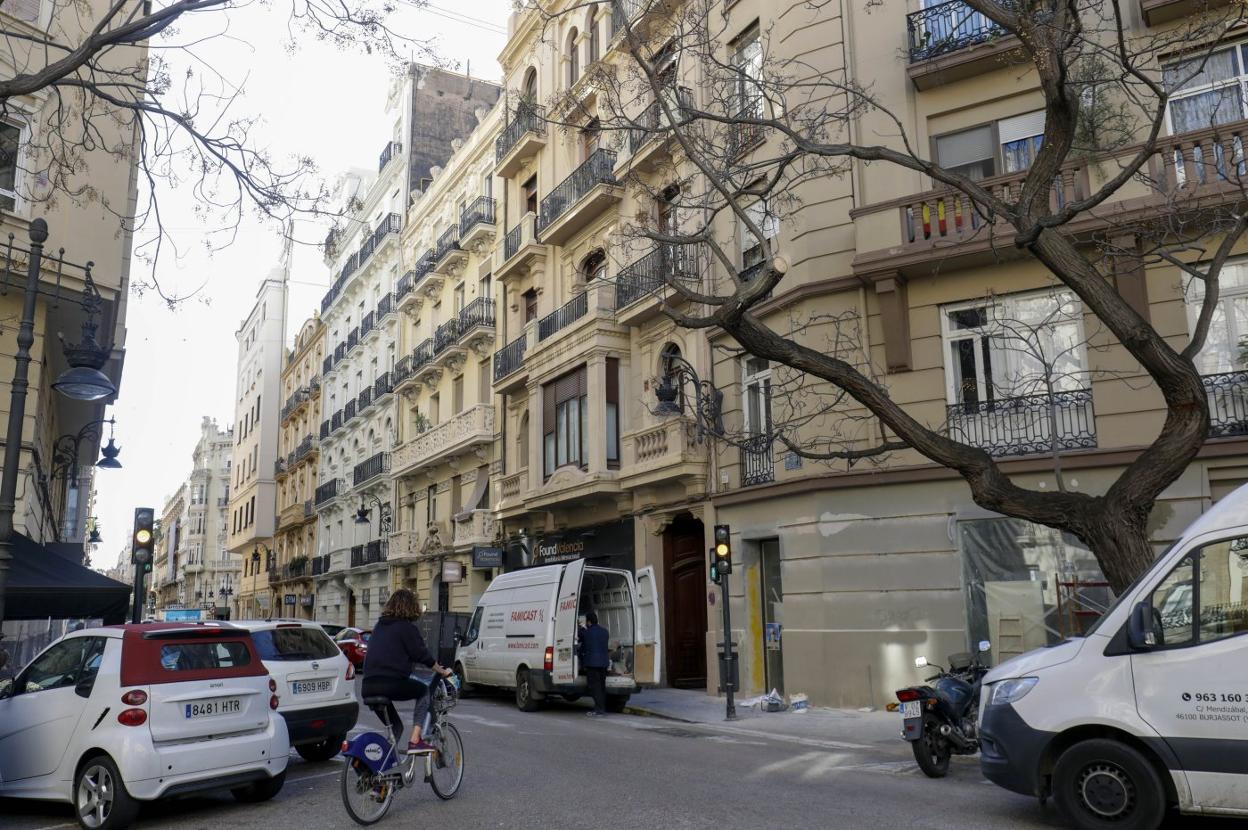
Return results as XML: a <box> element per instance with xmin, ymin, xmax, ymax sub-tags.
<box><xmin>1186</xmin><ymin>258</ymin><xmax>1248</xmax><ymax>375</ymax></box>
<box><xmin>522</xmin><ymin>175</ymin><xmax>538</xmax><ymax>215</ymax></box>
<box><xmin>934</xmin><ymin>110</ymin><xmax>1046</xmax><ymax>180</ymax></box>
<box><xmin>743</xmin><ymin>357</ymin><xmax>772</xmax><ymax>438</ymax></box>
<box><xmin>1165</xmin><ymin>44</ymin><xmax>1247</xmax><ymax>134</ymax></box>
<box><xmin>451</xmin><ymin>474</ymin><xmax>462</xmax><ymax>513</ymax></box>
<box><xmin>941</xmin><ymin>289</ymin><xmax>1086</xmax><ymax>410</ymax></box>
<box><xmin>588</xmin><ymin>12</ymin><xmax>600</xmax><ymax>63</ymax></box>
<box><xmin>1147</xmin><ymin>536</ymin><xmax>1248</xmax><ymax>648</ymax></box>
<box><xmin>606</xmin><ymin>357</ymin><xmax>620</xmax><ymax>468</ymax></box>
<box><xmin>251</xmin><ymin>628</ymin><xmax>338</xmax><ymax>661</ymax></box>
<box><xmin>160</xmin><ymin>641</ymin><xmax>250</xmax><ymax>671</ymax></box>
<box><xmin>582</xmin><ymin>249</ymin><xmax>607</xmax><ymax>282</ymax></box>
<box><xmin>426</xmin><ymin>483</ymin><xmax>437</xmax><ymax>525</ymax></box>
<box><xmin>519</xmin><ymin>411</ymin><xmax>530</xmax><ymax>469</ymax></box>
<box><xmin>452</xmin><ymin>375</ymin><xmax>464</xmax><ymax>414</ymax></box>
<box><xmin>453</xmin><ymin>283</ymin><xmax>465</xmax><ymax>315</ymax></box>
<box><xmin>567</xmin><ymin>28</ymin><xmax>580</xmax><ymax>87</ymax></box>
<box><xmin>935</xmin><ymin>124</ymin><xmax>996</xmax><ymax>180</ymax></box>
<box><xmin>543</xmin><ymin>367</ymin><xmax>588</xmax><ymax>477</ymax></box>
<box><xmin>581</xmin><ymin>118</ymin><xmax>601</xmax><ymax>160</ymax></box>
<box><xmin>732</xmin><ymin>22</ymin><xmax>762</xmax><ymax>117</ymax></box>
<box><xmin>999</xmin><ymin>111</ymin><xmax>1045</xmax><ymax>174</ymax></box>
<box><xmin>524</xmin><ymin>289</ymin><xmax>539</xmax><ymax>323</ymax></box>
<box><xmin>740</xmin><ymin>200</ymin><xmax>779</xmax><ymax>274</ymax></box>
<box><xmin>17</xmin><ymin>637</ymin><xmax>105</xmax><ymax>694</ymax></box>
<box><xmin>521</xmin><ymin>67</ymin><xmax>538</xmax><ymax>104</ymax></box>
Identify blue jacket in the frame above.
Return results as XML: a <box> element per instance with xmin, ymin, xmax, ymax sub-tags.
<box><xmin>579</xmin><ymin>623</ymin><xmax>610</xmax><ymax>669</ymax></box>
<box><xmin>365</xmin><ymin>616</ymin><xmax>436</xmax><ymax>678</ymax></box>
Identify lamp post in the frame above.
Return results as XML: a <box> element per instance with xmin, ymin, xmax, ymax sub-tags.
<box><xmin>353</xmin><ymin>494</ymin><xmax>386</xmax><ymax>537</ymax></box>
<box><xmin>0</xmin><ymin>219</ymin><xmax>116</xmax><ymax>635</ymax></box>
<box><xmin>49</xmin><ymin>418</ymin><xmax>121</xmax><ymax>542</ymax></box>
<box><xmin>654</xmin><ymin>349</ymin><xmax>725</xmax><ymax>440</ymax></box>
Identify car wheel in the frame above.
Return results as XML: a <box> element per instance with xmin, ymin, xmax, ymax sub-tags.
<box><xmin>515</xmin><ymin>668</ymin><xmax>542</xmax><ymax>712</ymax></box>
<box><xmin>1052</xmin><ymin>739</ymin><xmax>1165</xmax><ymax>830</ymax></box>
<box><xmin>232</xmin><ymin>770</ymin><xmax>287</xmax><ymax>803</ymax></box>
<box><xmin>75</xmin><ymin>755</ymin><xmax>139</xmax><ymax>830</ymax></box>
<box><xmin>605</xmin><ymin>694</ymin><xmax>629</xmax><ymax>714</ymax></box>
<box><xmin>296</xmin><ymin>735</ymin><xmax>345</xmax><ymax>763</ymax></box>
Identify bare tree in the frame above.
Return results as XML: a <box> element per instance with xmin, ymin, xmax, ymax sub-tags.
<box><xmin>527</xmin><ymin>0</ymin><xmax>1248</xmax><ymax>591</ymax></box>
<box><xmin>0</xmin><ymin>0</ymin><xmax>436</xmax><ymax>300</ymax></box>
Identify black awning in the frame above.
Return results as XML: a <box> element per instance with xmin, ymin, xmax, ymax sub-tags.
<box><xmin>5</xmin><ymin>533</ymin><xmax>130</xmax><ymax>624</ymax></box>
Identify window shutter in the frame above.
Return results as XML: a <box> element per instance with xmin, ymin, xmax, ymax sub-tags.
<box><xmin>606</xmin><ymin>358</ymin><xmax>619</xmax><ymax>404</ymax></box>
<box><xmin>935</xmin><ymin>125</ymin><xmax>994</xmax><ymax>168</ymax></box>
<box><xmin>998</xmin><ymin>110</ymin><xmax>1045</xmax><ymax>146</ymax></box>
<box><xmin>543</xmin><ymin>382</ymin><xmax>556</xmax><ymax>437</ymax></box>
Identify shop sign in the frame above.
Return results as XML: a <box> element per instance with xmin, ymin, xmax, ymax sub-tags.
<box><xmin>300</xmin><ymin>594</ymin><xmax>315</xmax><ymax>608</ymax></box>
<box><xmin>442</xmin><ymin>560</ymin><xmax>464</xmax><ymax>583</ymax></box>
<box><xmin>472</xmin><ymin>546</ymin><xmax>504</xmax><ymax>569</ymax></box>
<box><xmin>284</xmin><ymin>593</ymin><xmax>296</xmax><ymax>606</ymax></box>
<box><xmin>532</xmin><ymin>519</ymin><xmax>635</xmax><ymax>570</ymax></box>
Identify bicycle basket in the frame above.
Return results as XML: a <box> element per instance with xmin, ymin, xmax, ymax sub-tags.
<box><xmin>433</xmin><ymin>680</ymin><xmax>459</xmax><ymax>715</ymax></box>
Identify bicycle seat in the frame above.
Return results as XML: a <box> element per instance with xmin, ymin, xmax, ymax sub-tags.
<box><xmin>363</xmin><ymin>696</ymin><xmax>392</xmax><ymax>707</ymax></box>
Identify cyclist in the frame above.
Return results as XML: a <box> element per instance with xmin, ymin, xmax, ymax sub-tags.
<box><xmin>362</xmin><ymin>588</ymin><xmax>454</xmax><ymax>754</ymax></box>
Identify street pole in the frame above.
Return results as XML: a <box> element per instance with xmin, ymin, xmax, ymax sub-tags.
<box><xmin>720</xmin><ymin>570</ymin><xmax>737</xmax><ymax>721</ymax></box>
<box><xmin>131</xmin><ymin>566</ymin><xmax>145</xmax><ymax>623</ymax></box>
<box><xmin>0</xmin><ymin>219</ymin><xmax>47</xmax><ymax>633</ymax></box>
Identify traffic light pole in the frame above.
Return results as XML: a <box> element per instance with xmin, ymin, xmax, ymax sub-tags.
<box><xmin>131</xmin><ymin>567</ymin><xmax>145</xmax><ymax>624</ymax></box>
<box><xmin>720</xmin><ymin>571</ymin><xmax>737</xmax><ymax>721</ymax></box>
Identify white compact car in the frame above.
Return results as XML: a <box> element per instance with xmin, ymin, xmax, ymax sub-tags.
<box><xmin>0</xmin><ymin>623</ymin><xmax>289</xmax><ymax>830</ymax></box>
<box><xmin>231</xmin><ymin>620</ymin><xmax>358</xmax><ymax>761</ymax></box>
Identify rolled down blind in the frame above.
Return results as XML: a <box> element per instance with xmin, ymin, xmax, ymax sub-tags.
<box><xmin>935</xmin><ymin>125</ymin><xmax>994</xmax><ymax>168</ymax></box>
<box><xmin>998</xmin><ymin>110</ymin><xmax>1045</xmax><ymax>145</ymax></box>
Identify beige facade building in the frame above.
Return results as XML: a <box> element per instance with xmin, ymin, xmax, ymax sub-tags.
<box><xmin>273</xmin><ymin>316</ymin><xmax>324</xmax><ymax>619</ymax></box>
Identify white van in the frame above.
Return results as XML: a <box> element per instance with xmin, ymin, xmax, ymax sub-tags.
<box><xmin>979</xmin><ymin>485</ymin><xmax>1248</xmax><ymax>830</ymax></box>
<box><xmin>452</xmin><ymin>559</ymin><xmax>660</xmax><ymax>711</ymax></box>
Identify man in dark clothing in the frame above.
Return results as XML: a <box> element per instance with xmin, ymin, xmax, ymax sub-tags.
<box><xmin>578</xmin><ymin>611</ymin><xmax>610</xmax><ymax>716</ymax></box>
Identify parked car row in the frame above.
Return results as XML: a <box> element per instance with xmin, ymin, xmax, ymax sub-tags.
<box><xmin>0</xmin><ymin>619</ymin><xmax>358</xmax><ymax>830</ymax></box>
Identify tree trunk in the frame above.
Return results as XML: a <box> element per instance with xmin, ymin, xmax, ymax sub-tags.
<box><xmin>1078</xmin><ymin>507</ymin><xmax>1156</xmax><ymax>595</ymax></box>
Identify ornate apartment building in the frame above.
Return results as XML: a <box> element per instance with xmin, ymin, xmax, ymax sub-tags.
<box><xmin>313</xmin><ymin>65</ymin><xmax>502</xmax><ymax>629</ymax></box>
<box><xmin>273</xmin><ymin>316</ymin><xmax>325</xmax><ymax>619</ymax></box>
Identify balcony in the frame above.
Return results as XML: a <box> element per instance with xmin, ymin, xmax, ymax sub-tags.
<box><xmin>344</xmin><ymin>398</ymin><xmax>357</xmax><ymax>422</ymax></box>
<box><xmin>360</xmin><ymin>310</ymin><xmax>376</xmax><ymax>341</ymax></box>
<box><xmin>350</xmin><ymin>539</ymin><xmax>388</xmax><ymax>569</ymax></box>
<box><xmin>493</xmin><ymin>332</ymin><xmax>528</xmax><ymax>389</ymax></box>
<box><xmin>457</xmin><ymin>297</ymin><xmax>496</xmax><ymax>355</ymax></box>
<box><xmin>452</xmin><ymin>509</ymin><xmax>498</xmax><ymax>549</ymax></box>
<box><xmin>331</xmin><ymin>409</ymin><xmax>344</xmax><ymax>433</ymax></box>
<box><xmin>393</xmin><ymin>403</ymin><xmax>494</xmax><ymax>475</ymax></box>
<box><xmin>373</xmin><ymin>371</ymin><xmax>393</xmax><ymax>402</ymax></box>
<box><xmin>1141</xmin><ymin>0</ymin><xmax>1232</xmax><ymax>25</ymax></box>
<box><xmin>315</xmin><ymin>478</ymin><xmax>343</xmax><ymax>506</ymax></box>
<box><xmin>615</xmin><ymin>245</ymin><xmax>703</xmax><ymax>325</ymax></box>
<box><xmin>619</xmin><ymin>419</ymin><xmax>707</xmax><ymax>490</ymax></box>
<box><xmin>378</xmin><ymin>139</ymin><xmax>402</xmax><ymax>173</ymax></box>
<box><xmin>409</xmin><ymin>338</ymin><xmax>440</xmax><ymax>389</ymax></box>
<box><xmin>497</xmin><ymin>469</ymin><xmax>527</xmax><ymax>515</ymax></box>
<box><xmin>741</xmin><ymin>436</ymin><xmax>775</xmax><ymax>487</ymax></box>
<box><xmin>392</xmin><ymin>354</ymin><xmax>417</xmax><ymax>396</ymax></box>
<box><xmin>357</xmin><ymin>386</ymin><xmax>373</xmax><ymax>413</ymax></box>
<box><xmin>388</xmin><ymin>529</ymin><xmax>420</xmax><ymax>562</ymax></box>
<box><xmin>275</xmin><ymin>457</ymin><xmax>288</xmax><ymax>478</ymax></box>
<box><xmin>946</xmin><ymin>388</ymin><xmax>1097</xmax><ymax>457</ymax></box>
<box><xmin>459</xmin><ymin>195</ymin><xmax>497</xmax><ymax>251</ymax></box>
<box><xmin>347</xmin><ymin>326</ymin><xmax>360</xmax><ymax>354</ymax></box>
<box><xmin>538</xmin><ymin>291</ymin><xmax>588</xmax><ymax>343</ymax></box>
<box><xmin>320</xmin><ymin>419</ymin><xmax>331</xmax><ymax>440</ymax></box>
<box><xmin>433</xmin><ymin>225</ymin><xmax>468</xmax><ymax>275</ymax></box>
<box><xmin>354</xmin><ymin>451</ymin><xmax>391</xmax><ymax>487</ymax></box>
<box><xmin>311</xmin><ymin>554</ymin><xmax>330</xmax><ymax>576</ymax></box>
<box><xmin>295</xmin><ymin>434</ymin><xmax>317</xmax><ymax>463</ymax></box>
<box><xmin>905</xmin><ymin>0</ymin><xmax>1018</xmax><ymax>90</ymax></box>
<box><xmin>362</xmin><ymin>212</ymin><xmax>403</xmax><ymax>272</ymax></box>
<box><xmin>280</xmin><ymin>387</ymin><xmax>309</xmax><ymax>423</ymax></box>
<box><xmin>536</xmin><ymin>149</ymin><xmax>622</xmax><ymax>246</ymax></box>
<box><xmin>620</xmin><ymin>86</ymin><xmax>694</xmax><ymax>174</ymax></box>
<box><xmin>1205</xmin><ymin>371</ymin><xmax>1248</xmax><ymax>438</ymax></box>
<box><xmin>496</xmin><ymin>102</ymin><xmax>547</xmax><ymax>177</ymax></box>
<box><xmin>376</xmin><ymin>291</ymin><xmax>395</xmax><ymax>321</ymax></box>
<box><xmin>322</xmin><ymin>354</ymin><xmax>334</xmax><ymax>376</ymax></box>
<box><xmin>334</xmin><ymin>342</ymin><xmax>346</xmax><ymax>364</ymax></box>
<box><xmin>497</xmin><ymin>212</ymin><xmax>546</xmax><ymax>282</ymax></box>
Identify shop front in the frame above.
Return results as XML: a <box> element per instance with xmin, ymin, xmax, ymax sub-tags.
<box><xmin>502</xmin><ymin>518</ymin><xmax>637</xmax><ymax>574</ymax></box>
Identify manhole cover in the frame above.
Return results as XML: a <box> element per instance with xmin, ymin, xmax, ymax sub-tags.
<box><xmin>646</xmin><ymin>726</ymin><xmax>706</xmax><ymax>739</ymax></box>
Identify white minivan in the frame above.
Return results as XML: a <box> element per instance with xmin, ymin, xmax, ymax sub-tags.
<box><xmin>453</xmin><ymin>559</ymin><xmax>660</xmax><ymax>711</ymax></box>
<box><xmin>980</xmin><ymin>484</ymin><xmax>1248</xmax><ymax>830</ymax></box>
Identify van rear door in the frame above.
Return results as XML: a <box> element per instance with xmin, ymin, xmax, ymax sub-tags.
<box><xmin>634</xmin><ymin>566</ymin><xmax>661</xmax><ymax>686</ymax></box>
<box><xmin>552</xmin><ymin>559</ymin><xmax>587</xmax><ymax>686</ymax></box>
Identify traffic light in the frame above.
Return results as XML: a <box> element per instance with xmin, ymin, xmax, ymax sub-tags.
<box><xmin>709</xmin><ymin>547</ymin><xmax>722</xmax><ymax>585</ymax></box>
<box><xmin>131</xmin><ymin>507</ymin><xmax>155</xmax><ymax>567</ymax></box>
<box><xmin>713</xmin><ymin>524</ymin><xmax>732</xmax><ymax>575</ymax></box>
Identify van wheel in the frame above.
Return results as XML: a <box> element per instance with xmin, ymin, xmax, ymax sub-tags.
<box><xmin>232</xmin><ymin>770</ymin><xmax>287</xmax><ymax>803</ymax></box>
<box><xmin>515</xmin><ymin>668</ymin><xmax>542</xmax><ymax>712</ymax></box>
<box><xmin>605</xmin><ymin>694</ymin><xmax>629</xmax><ymax>713</ymax></box>
<box><xmin>297</xmin><ymin>735</ymin><xmax>344</xmax><ymax>763</ymax></box>
<box><xmin>75</xmin><ymin>755</ymin><xmax>139</xmax><ymax>830</ymax></box>
<box><xmin>454</xmin><ymin>662</ymin><xmax>473</xmax><ymax>697</ymax></box>
<box><xmin>1052</xmin><ymin>739</ymin><xmax>1165</xmax><ymax>830</ymax></box>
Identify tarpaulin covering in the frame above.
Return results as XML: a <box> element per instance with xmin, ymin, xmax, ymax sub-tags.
<box><xmin>4</xmin><ymin>533</ymin><xmax>130</xmax><ymax>623</ymax></box>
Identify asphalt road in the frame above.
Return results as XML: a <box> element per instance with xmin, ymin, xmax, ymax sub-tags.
<box><xmin>3</xmin><ymin>685</ymin><xmax>1246</xmax><ymax>830</ymax></box>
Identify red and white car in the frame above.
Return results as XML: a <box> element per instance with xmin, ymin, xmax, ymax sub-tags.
<box><xmin>333</xmin><ymin>627</ymin><xmax>370</xmax><ymax>671</ymax></box>
<box><xmin>0</xmin><ymin>623</ymin><xmax>289</xmax><ymax>830</ymax></box>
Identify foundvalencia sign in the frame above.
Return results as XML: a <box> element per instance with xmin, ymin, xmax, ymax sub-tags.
<box><xmin>472</xmin><ymin>546</ymin><xmax>504</xmax><ymax>569</ymax></box>
<box><xmin>532</xmin><ymin>519</ymin><xmax>635</xmax><ymax>571</ymax></box>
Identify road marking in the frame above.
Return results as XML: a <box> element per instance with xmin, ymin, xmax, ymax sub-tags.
<box><xmin>27</xmin><ymin>823</ymin><xmax>75</xmax><ymax>830</ymax></box>
<box><xmin>454</xmin><ymin>712</ymin><xmax>515</xmax><ymax>729</ymax></box>
<box><xmin>631</xmin><ymin>720</ymin><xmax>872</xmax><ymax>752</ymax></box>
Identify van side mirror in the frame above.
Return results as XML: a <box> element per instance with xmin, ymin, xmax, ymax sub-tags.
<box><xmin>1127</xmin><ymin>601</ymin><xmax>1156</xmax><ymax>650</ymax></box>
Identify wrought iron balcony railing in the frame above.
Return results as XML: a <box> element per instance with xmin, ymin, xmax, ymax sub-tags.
<box><xmin>741</xmin><ymin>435</ymin><xmax>775</xmax><ymax>486</ymax></box>
<box><xmin>434</xmin><ymin>318</ymin><xmax>464</xmax><ymax>355</ymax></box>
<box><xmin>458</xmin><ymin>296</ymin><xmax>495</xmax><ymax>331</ymax></box>
<box><xmin>628</xmin><ymin>86</ymin><xmax>694</xmax><ymax>156</ymax></box>
<box><xmin>396</xmin><ymin>270</ymin><xmax>414</xmax><ymax>299</ymax></box>
<box><xmin>377</xmin><ymin>292</ymin><xmax>394</xmax><ymax>319</ymax></box>
<box><xmin>353</xmin><ymin>451</ymin><xmax>391</xmax><ymax>487</ymax></box>
<box><xmin>295</xmin><ymin>434</ymin><xmax>316</xmax><ymax>461</ymax></box>
<box><xmin>378</xmin><ymin>140</ymin><xmax>403</xmax><ymax>172</ymax></box>
<box><xmin>494</xmin><ymin>334</ymin><xmax>526</xmax><ymax>381</ymax></box>
<box><xmin>434</xmin><ymin>225</ymin><xmax>462</xmax><ymax>264</ymax></box>
<box><xmin>1205</xmin><ymin>370</ymin><xmax>1248</xmax><ymax>438</ymax></box>
<box><xmin>946</xmin><ymin>388</ymin><xmax>1096</xmax><ymax>457</ymax></box>
<box><xmin>393</xmin><ymin>354</ymin><xmax>413</xmax><ymax>386</ymax></box>
<box><xmin>314</xmin><ymin>478</ymin><xmax>341</xmax><ymax>506</ymax></box>
<box><xmin>331</xmin><ymin>410</ymin><xmax>344</xmax><ymax>432</ymax></box>
<box><xmin>411</xmin><ymin>338</ymin><xmax>435</xmax><ymax>372</ymax></box>
<box><xmin>503</xmin><ymin>222</ymin><xmax>523</xmax><ymax>262</ymax></box>
<box><xmin>906</xmin><ymin>0</ymin><xmax>1008</xmax><ymax>62</ymax></box>
<box><xmin>320</xmin><ymin>420</ymin><xmax>330</xmax><ymax>440</ymax></box>
<box><xmin>615</xmin><ymin>245</ymin><xmax>702</xmax><ymax>309</ymax></box>
<box><xmin>351</xmin><ymin>540</ymin><xmax>388</xmax><ymax>568</ymax></box>
<box><xmin>538</xmin><ymin>291</ymin><xmax>588</xmax><ymax>342</ymax></box>
<box><xmin>537</xmin><ymin>149</ymin><xmax>617</xmax><ymax>235</ymax></box>
<box><xmin>357</xmin><ymin>387</ymin><xmax>373</xmax><ymax>412</ymax></box>
<box><xmin>334</xmin><ymin>342</ymin><xmax>346</xmax><ymax>363</ymax></box>
<box><xmin>311</xmin><ymin>554</ymin><xmax>328</xmax><ymax>575</ymax></box>
<box><xmin>360</xmin><ymin>311</ymin><xmax>375</xmax><ymax>338</ymax></box>
<box><xmin>496</xmin><ymin>102</ymin><xmax>546</xmax><ymax>163</ymax></box>
<box><xmin>322</xmin><ymin>355</ymin><xmax>334</xmax><ymax>375</ymax></box>
<box><xmin>344</xmin><ymin>399</ymin><xmax>357</xmax><ymax>422</ymax></box>
<box><xmin>347</xmin><ymin>327</ymin><xmax>360</xmax><ymax>352</ymax></box>
<box><xmin>374</xmin><ymin>371</ymin><xmax>392</xmax><ymax>399</ymax></box>
<box><xmin>460</xmin><ymin>195</ymin><xmax>496</xmax><ymax>236</ymax></box>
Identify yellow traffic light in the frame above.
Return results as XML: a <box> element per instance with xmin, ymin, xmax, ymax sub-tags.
<box><xmin>135</xmin><ymin>529</ymin><xmax>152</xmax><ymax>545</ymax></box>
<box><xmin>713</xmin><ymin>524</ymin><xmax>732</xmax><ymax>575</ymax></box>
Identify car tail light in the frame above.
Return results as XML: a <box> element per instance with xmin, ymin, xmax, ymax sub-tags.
<box><xmin>121</xmin><ymin>689</ymin><xmax>147</xmax><ymax>706</ymax></box>
<box><xmin>896</xmin><ymin>689</ymin><xmax>921</xmax><ymax>702</ymax></box>
<box><xmin>270</xmin><ymin>695</ymin><xmax>279</xmax><ymax>710</ymax></box>
<box><xmin>341</xmin><ymin>740</ymin><xmax>350</xmax><ymax>752</ymax></box>
<box><xmin>544</xmin><ymin>646</ymin><xmax>554</xmax><ymax>672</ymax></box>
<box><xmin>118</xmin><ymin>708</ymin><xmax>147</xmax><ymax>726</ymax></box>
<box><xmin>269</xmin><ymin>677</ymin><xmax>277</xmax><ymax>693</ymax></box>
<box><xmin>345</xmin><ymin>662</ymin><xmax>355</xmax><ymax>681</ymax></box>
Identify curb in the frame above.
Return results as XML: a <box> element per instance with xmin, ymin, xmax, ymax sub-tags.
<box><xmin>621</xmin><ymin>704</ymin><xmax>699</xmax><ymax>723</ymax></box>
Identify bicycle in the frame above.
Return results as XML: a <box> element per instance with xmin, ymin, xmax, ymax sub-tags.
<box><xmin>339</xmin><ymin>675</ymin><xmax>465</xmax><ymax>825</ymax></box>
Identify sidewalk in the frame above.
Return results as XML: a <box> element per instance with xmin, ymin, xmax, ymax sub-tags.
<box><xmin>625</xmin><ymin>687</ymin><xmax>900</xmax><ymax>748</ymax></box>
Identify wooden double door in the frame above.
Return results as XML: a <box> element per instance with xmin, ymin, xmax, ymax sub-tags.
<box><xmin>664</xmin><ymin>517</ymin><xmax>707</xmax><ymax>689</ymax></box>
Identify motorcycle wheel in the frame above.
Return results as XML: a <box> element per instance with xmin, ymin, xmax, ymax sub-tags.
<box><xmin>912</xmin><ymin>718</ymin><xmax>952</xmax><ymax>778</ymax></box>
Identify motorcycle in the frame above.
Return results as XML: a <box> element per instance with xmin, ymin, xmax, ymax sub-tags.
<box><xmin>887</xmin><ymin>640</ymin><xmax>991</xmax><ymax>778</ymax></box>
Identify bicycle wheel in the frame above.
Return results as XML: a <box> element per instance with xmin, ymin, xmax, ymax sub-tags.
<box><xmin>341</xmin><ymin>757</ymin><xmax>394</xmax><ymax>825</ymax></box>
<box><xmin>429</xmin><ymin>722</ymin><xmax>465</xmax><ymax>800</ymax></box>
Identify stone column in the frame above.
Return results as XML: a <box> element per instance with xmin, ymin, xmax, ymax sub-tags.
<box><xmin>587</xmin><ymin>353</ymin><xmax>607</xmax><ymax>474</ymax></box>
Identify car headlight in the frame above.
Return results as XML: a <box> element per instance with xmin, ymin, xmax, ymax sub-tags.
<box><xmin>989</xmin><ymin>677</ymin><xmax>1038</xmax><ymax>706</ymax></box>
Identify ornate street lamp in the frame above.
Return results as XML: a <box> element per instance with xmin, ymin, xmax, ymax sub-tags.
<box><xmin>52</xmin><ymin>264</ymin><xmax>116</xmax><ymax>401</ymax></box>
<box><xmin>354</xmin><ymin>494</ymin><xmax>386</xmax><ymax>537</ymax></box>
<box><xmin>655</xmin><ymin>348</ymin><xmax>725</xmax><ymax>440</ymax></box>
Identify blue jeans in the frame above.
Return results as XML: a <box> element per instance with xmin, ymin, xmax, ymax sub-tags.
<box><xmin>362</xmin><ymin>669</ymin><xmax>434</xmax><ymax>743</ymax></box>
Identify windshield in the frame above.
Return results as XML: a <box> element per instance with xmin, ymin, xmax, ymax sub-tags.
<box><xmin>1083</xmin><ymin>541</ymin><xmax>1176</xmax><ymax>638</ymax></box>
<box><xmin>252</xmin><ymin>628</ymin><xmax>339</xmax><ymax>661</ymax></box>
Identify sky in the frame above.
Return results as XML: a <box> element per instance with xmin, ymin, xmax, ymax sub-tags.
<box><xmin>90</xmin><ymin>0</ymin><xmax>512</xmax><ymax>571</ymax></box>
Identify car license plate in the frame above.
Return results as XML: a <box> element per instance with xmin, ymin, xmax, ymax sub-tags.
<box><xmin>184</xmin><ymin>697</ymin><xmax>242</xmax><ymax>719</ymax></box>
<box><xmin>292</xmin><ymin>679</ymin><xmax>332</xmax><ymax>695</ymax></box>
<box><xmin>900</xmin><ymin>701</ymin><xmax>921</xmax><ymax>719</ymax></box>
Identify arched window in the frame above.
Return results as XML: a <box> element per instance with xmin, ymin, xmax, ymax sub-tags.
<box><xmin>521</xmin><ymin>67</ymin><xmax>538</xmax><ymax>103</ymax></box>
<box><xmin>566</xmin><ymin>28</ymin><xmax>580</xmax><ymax>88</ymax></box>
<box><xmin>582</xmin><ymin>249</ymin><xmax>607</xmax><ymax>282</ymax></box>
<box><xmin>519</xmin><ymin>411</ymin><xmax>530</xmax><ymax>469</ymax></box>
<box><xmin>587</xmin><ymin>12</ymin><xmax>599</xmax><ymax>64</ymax></box>
<box><xmin>660</xmin><ymin>343</ymin><xmax>686</xmax><ymax>413</ymax></box>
